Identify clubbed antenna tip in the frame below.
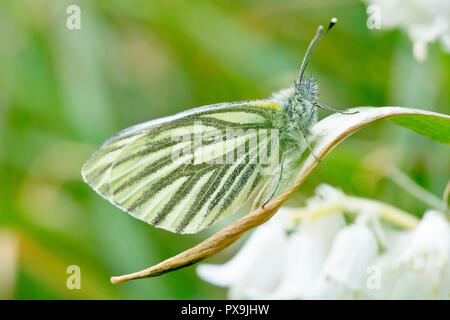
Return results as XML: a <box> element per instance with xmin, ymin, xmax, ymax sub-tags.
<box><xmin>298</xmin><ymin>17</ymin><xmax>338</xmax><ymax>85</ymax></box>
<box><xmin>328</xmin><ymin>17</ymin><xmax>337</xmax><ymax>30</ymax></box>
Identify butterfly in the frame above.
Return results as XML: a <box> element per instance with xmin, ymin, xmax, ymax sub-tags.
<box><xmin>82</xmin><ymin>18</ymin><xmax>352</xmax><ymax>234</ymax></box>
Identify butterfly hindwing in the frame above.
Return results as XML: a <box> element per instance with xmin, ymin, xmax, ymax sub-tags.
<box><xmin>82</xmin><ymin>100</ymin><xmax>283</xmax><ymax>234</ymax></box>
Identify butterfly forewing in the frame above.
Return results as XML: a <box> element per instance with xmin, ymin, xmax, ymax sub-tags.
<box><xmin>82</xmin><ymin>101</ymin><xmax>283</xmax><ymax>234</ymax></box>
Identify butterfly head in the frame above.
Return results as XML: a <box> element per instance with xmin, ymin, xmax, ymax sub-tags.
<box><xmin>271</xmin><ymin>18</ymin><xmax>337</xmax><ymax>149</ymax></box>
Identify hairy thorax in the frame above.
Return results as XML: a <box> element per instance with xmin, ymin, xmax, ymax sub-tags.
<box><xmin>271</xmin><ymin>76</ymin><xmax>319</xmax><ymax>151</ymax></box>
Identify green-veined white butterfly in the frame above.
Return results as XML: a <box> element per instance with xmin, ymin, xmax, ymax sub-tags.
<box><xmin>82</xmin><ymin>18</ymin><xmax>351</xmax><ymax>234</ymax></box>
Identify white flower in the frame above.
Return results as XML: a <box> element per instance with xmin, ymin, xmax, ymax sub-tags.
<box><xmin>365</xmin><ymin>0</ymin><xmax>450</xmax><ymax>60</ymax></box>
<box><xmin>270</xmin><ymin>212</ymin><xmax>346</xmax><ymax>299</ymax></box>
<box><xmin>306</xmin><ymin>184</ymin><xmax>345</xmax><ymax>208</ymax></box>
<box><xmin>196</xmin><ymin>208</ymin><xmax>290</xmax><ymax>299</ymax></box>
<box><xmin>308</xmin><ymin>217</ymin><xmax>379</xmax><ymax>299</ymax></box>
<box><xmin>197</xmin><ymin>184</ymin><xmax>450</xmax><ymax>300</ymax></box>
<box><xmin>366</xmin><ymin>210</ymin><xmax>450</xmax><ymax>299</ymax></box>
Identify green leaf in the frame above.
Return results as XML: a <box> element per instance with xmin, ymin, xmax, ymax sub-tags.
<box><xmin>310</xmin><ymin>106</ymin><xmax>449</xmax><ymax>164</ymax></box>
<box><xmin>388</xmin><ymin>115</ymin><xmax>450</xmax><ymax>144</ymax></box>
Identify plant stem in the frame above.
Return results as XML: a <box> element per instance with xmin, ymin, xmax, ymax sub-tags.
<box><xmin>292</xmin><ymin>195</ymin><xmax>420</xmax><ymax>230</ymax></box>
<box><xmin>444</xmin><ymin>180</ymin><xmax>450</xmax><ymax>220</ymax></box>
<box><xmin>388</xmin><ymin>167</ymin><xmax>443</xmax><ymax>210</ymax></box>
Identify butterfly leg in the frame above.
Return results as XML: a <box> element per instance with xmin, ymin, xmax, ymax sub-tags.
<box><xmin>314</xmin><ymin>102</ymin><xmax>358</xmax><ymax>115</ymax></box>
<box><xmin>262</xmin><ymin>151</ymin><xmax>288</xmax><ymax>208</ymax></box>
<box><xmin>298</xmin><ymin>125</ymin><xmax>320</xmax><ymax>162</ymax></box>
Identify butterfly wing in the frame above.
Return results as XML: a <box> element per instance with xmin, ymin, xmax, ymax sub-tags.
<box><xmin>82</xmin><ymin>100</ymin><xmax>284</xmax><ymax>234</ymax></box>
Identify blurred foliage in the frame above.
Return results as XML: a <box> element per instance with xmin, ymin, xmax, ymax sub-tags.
<box><xmin>0</xmin><ymin>0</ymin><xmax>448</xmax><ymax>299</ymax></box>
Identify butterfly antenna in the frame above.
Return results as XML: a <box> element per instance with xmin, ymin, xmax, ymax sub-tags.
<box><xmin>298</xmin><ymin>18</ymin><xmax>337</xmax><ymax>85</ymax></box>
<box><xmin>298</xmin><ymin>25</ymin><xmax>323</xmax><ymax>85</ymax></box>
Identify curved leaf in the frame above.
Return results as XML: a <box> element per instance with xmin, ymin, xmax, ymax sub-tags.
<box><xmin>111</xmin><ymin>106</ymin><xmax>450</xmax><ymax>283</ymax></box>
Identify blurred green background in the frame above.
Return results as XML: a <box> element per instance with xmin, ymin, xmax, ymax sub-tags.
<box><xmin>0</xmin><ymin>0</ymin><xmax>449</xmax><ymax>299</ymax></box>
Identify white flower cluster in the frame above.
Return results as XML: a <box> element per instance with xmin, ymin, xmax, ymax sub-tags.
<box><xmin>365</xmin><ymin>0</ymin><xmax>450</xmax><ymax>60</ymax></box>
<box><xmin>197</xmin><ymin>185</ymin><xmax>450</xmax><ymax>299</ymax></box>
